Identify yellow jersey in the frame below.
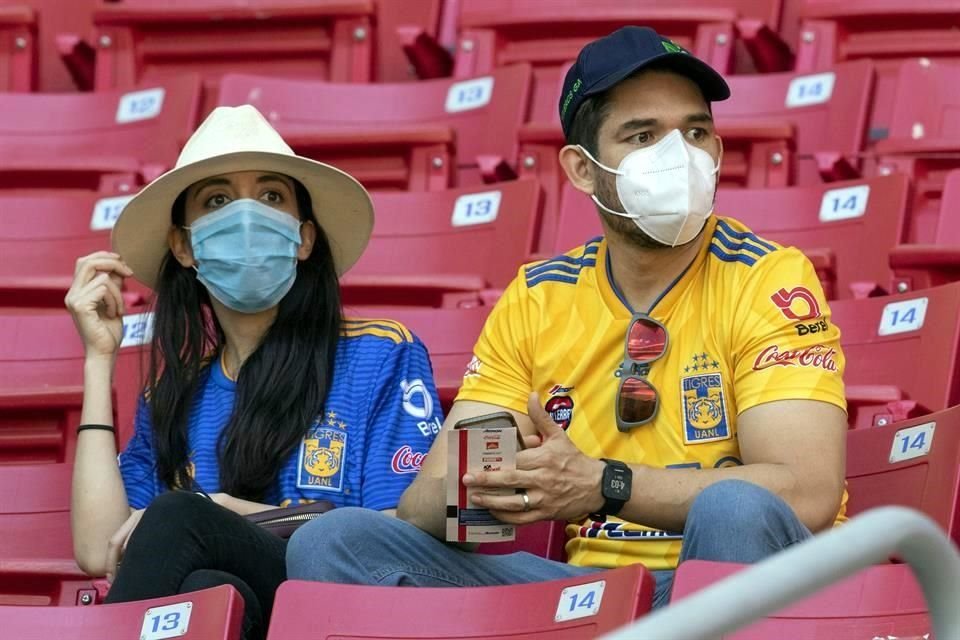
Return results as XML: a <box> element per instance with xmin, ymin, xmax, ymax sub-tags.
<box><xmin>456</xmin><ymin>216</ymin><xmax>847</xmax><ymax>571</ymax></box>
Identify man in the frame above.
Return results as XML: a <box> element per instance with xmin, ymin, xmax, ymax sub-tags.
<box><xmin>287</xmin><ymin>26</ymin><xmax>848</xmax><ymax>608</ymax></box>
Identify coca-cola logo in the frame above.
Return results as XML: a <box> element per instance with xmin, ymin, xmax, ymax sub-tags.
<box><xmin>391</xmin><ymin>446</ymin><xmax>426</xmax><ymax>474</ymax></box>
<box><xmin>753</xmin><ymin>344</ymin><xmax>839</xmax><ymax>372</ymax></box>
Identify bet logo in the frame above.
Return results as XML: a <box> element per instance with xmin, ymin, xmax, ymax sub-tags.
<box><xmin>770</xmin><ymin>287</ymin><xmax>822</xmax><ymax>321</ymax></box>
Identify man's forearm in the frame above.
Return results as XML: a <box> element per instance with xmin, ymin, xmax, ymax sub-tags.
<box><xmin>397</xmin><ymin>474</ymin><xmax>447</xmax><ymax>539</ymax></box>
<box><xmin>617</xmin><ymin>462</ymin><xmax>841</xmax><ymax>533</ymax></box>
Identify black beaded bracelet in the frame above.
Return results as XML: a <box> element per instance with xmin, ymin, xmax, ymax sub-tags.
<box><xmin>76</xmin><ymin>424</ymin><xmax>116</xmax><ymax>434</ymax></box>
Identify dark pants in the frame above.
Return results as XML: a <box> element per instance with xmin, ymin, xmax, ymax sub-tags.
<box><xmin>104</xmin><ymin>491</ymin><xmax>287</xmax><ymax>640</ymax></box>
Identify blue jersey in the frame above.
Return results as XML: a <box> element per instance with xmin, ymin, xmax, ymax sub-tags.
<box><xmin>119</xmin><ymin>318</ymin><xmax>442</xmax><ymax>511</ymax></box>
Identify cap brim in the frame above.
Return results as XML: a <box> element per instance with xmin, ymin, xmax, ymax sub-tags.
<box><xmin>584</xmin><ymin>51</ymin><xmax>730</xmax><ymax>104</ymax></box>
<box><xmin>112</xmin><ymin>151</ymin><xmax>374</xmax><ymax>290</ymax></box>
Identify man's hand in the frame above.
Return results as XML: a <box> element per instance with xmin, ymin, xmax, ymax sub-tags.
<box><xmin>464</xmin><ymin>393</ymin><xmax>605</xmax><ymax>524</ymax></box>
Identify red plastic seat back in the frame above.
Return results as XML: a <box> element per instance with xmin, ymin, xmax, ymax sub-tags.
<box><xmin>716</xmin><ymin>173</ymin><xmax>910</xmax><ymax>299</ymax></box>
<box><xmin>452</xmin><ymin>0</ymin><xmax>783</xmax><ymax>122</ymax></box>
<box><xmin>715</xmin><ymin>60</ymin><xmax>874</xmax><ymax>186</ymax></box>
<box><xmin>671</xmin><ymin>560</ymin><xmax>931</xmax><ymax>639</ymax></box>
<box><xmin>267</xmin><ymin>566</ymin><xmax>654</xmax><ymax>639</ymax></box>
<box><xmin>831</xmin><ymin>282</ymin><xmax>960</xmax><ymax>428</ymax></box>
<box><xmin>0</xmin><ymin>585</ymin><xmax>242</xmax><ymax>638</ymax></box>
<box><xmin>341</xmin><ymin>180</ymin><xmax>541</xmax><ymax>305</ymax></box>
<box><xmin>0</xmin><ymin>5</ymin><xmax>36</xmax><ymax>91</ymax></box>
<box><xmin>846</xmin><ymin>405</ymin><xmax>960</xmax><ymax>545</ymax></box>
<box><xmin>0</xmin><ymin>75</ymin><xmax>201</xmax><ymax>193</ymax></box>
<box><xmin>797</xmin><ymin>0</ymin><xmax>960</xmax><ymax>148</ymax></box>
<box><xmin>0</xmin><ymin>192</ymin><xmax>152</xmax><ymax>308</ymax></box>
<box><xmin>218</xmin><ymin>65</ymin><xmax>532</xmax><ymax>190</ymax></box>
<box><xmin>92</xmin><ymin>0</ymin><xmax>376</xmax><ymax>112</ymax></box>
<box><xmin>0</xmin><ymin>309</ymin><xmax>147</xmax><ymax>463</ymax></box>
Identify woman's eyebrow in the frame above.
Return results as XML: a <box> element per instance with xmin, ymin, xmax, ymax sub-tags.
<box><xmin>191</xmin><ymin>177</ymin><xmax>232</xmax><ymax>200</ymax></box>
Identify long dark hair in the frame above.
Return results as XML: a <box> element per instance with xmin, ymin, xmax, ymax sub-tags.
<box><xmin>146</xmin><ymin>181</ymin><xmax>341</xmax><ymax>501</ymax></box>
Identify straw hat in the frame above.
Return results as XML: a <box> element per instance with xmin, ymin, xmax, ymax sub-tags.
<box><xmin>113</xmin><ymin>104</ymin><xmax>374</xmax><ymax>289</ymax></box>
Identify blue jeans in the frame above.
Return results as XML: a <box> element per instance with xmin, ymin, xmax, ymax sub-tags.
<box><xmin>286</xmin><ymin>479</ymin><xmax>811</xmax><ymax>608</ymax></box>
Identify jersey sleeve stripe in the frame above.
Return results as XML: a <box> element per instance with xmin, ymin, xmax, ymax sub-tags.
<box><xmin>712</xmin><ymin>228</ymin><xmax>770</xmax><ymax>257</ymax></box>
<box><xmin>526</xmin><ymin>273</ymin><xmax>582</xmax><ymax>287</ymax></box>
<box><xmin>342</xmin><ymin>326</ymin><xmax>405</xmax><ymax>344</ymax></box>
<box><xmin>708</xmin><ymin>243</ymin><xmax>758</xmax><ymax>267</ymax></box>
<box><xmin>715</xmin><ymin>219</ymin><xmax>778</xmax><ymax>252</ymax></box>
<box><xmin>343</xmin><ymin>318</ymin><xmax>413</xmax><ymax>342</ymax></box>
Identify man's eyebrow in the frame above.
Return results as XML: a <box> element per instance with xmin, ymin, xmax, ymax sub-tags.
<box><xmin>615</xmin><ymin>118</ymin><xmax>659</xmax><ymax>136</ymax></box>
<box><xmin>686</xmin><ymin>112</ymin><xmax>714</xmax><ymax>124</ymax></box>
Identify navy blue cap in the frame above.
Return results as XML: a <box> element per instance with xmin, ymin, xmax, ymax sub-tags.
<box><xmin>559</xmin><ymin>26</ymin><xmax>731</xmax><ymax>138</ymax></box>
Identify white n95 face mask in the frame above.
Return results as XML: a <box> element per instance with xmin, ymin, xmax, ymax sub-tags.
<box><xmin>579</xmin><ymin>128</ymin><xmax>721</xmax><ymax>247</ymax></box>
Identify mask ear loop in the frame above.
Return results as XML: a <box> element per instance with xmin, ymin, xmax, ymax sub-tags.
<box><xmin>576</xmin><ymin>145</ymin><xmax>637</xmax><ymax>218</ymax></box>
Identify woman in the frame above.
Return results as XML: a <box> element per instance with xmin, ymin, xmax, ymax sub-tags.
<box><xmin>66</xmin><ymin>105</ymin><xmax>440</xmax><ymax>640</ymax></box>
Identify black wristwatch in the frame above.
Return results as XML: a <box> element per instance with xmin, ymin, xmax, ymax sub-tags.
<box><xmin>589</xmin><ymin>459</ymin><xmax>632</xmax><ymax>522</ymax></box>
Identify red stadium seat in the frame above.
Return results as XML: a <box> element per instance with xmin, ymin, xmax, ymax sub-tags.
<box><xmin>670</xmin><ymin>560</ymin><xmax>930</xmax><ymax>639</ymax></box>
<box><xmin>0</xmin><ymin>308</ymin><xmax>147</xmax><ymax>463</ymax></box>
<box><xmin>890</xmin><ymin>170</ymin><xmax>960</xmax><ymax>293</ymax></box>
<box><xmin>0</xmin><ymin>191</ymin><xmax>150</xmax><ymax>308</ymax></box>
<box><xmin>341</xmin><ymin>180</ymin><xmax>541</xmax><ymax>306</ymax></box>
<box><xmin>218</xmin><ymin>65</ymin><xmax>532</xmax><ymax>191</ymax></box>
<box><xmin>846</xmin><ymin>404</ymin><xmax>960</xmax><ymax>544</ymax></box>
<box><xmin>0</xmin><ymin>75</ymin><xmax>201</xmax><ymax>194</ymax></box>
<box><xmin>445</xmin><ymin>0</ymin><xmax>789</xmax><ymax>123</ymax></box>
<box><xmin>831</xmin><ymin>282</ymin><xmax>960</xmax><ymax>429</ymax></box>
<box><xmin>874</xmin><ymin>60</ymin><xmax>960</xmax><ymax>244</ymax></box>
<box><xmin>796</xmin><ymin>0</ymin><xmax>960</xmax><ymax>150</ymax></box>
<box><xmin>266</xmin><ymin>566</ymin><xmax>655</xmax><ymax>640</ymax></box>
<box><xmin>343</xmin><ymin>303</ymin><xmax>491</xmax><ymax>411</ymax></box>
<box><xmin>521</xmin><ymin>61</ymin><xmax>874</xmax><ymax>252</ymax></box>
<box><xmin>82</xmin><ymin>0</ymin><xmax>376</xmax><ymax>113</ymax></box>
<box><xmin>716</xmin><ymin>173</ymin><xmax>911</xmax><ymax>299</ymax></box>
<box><xmin>552</xmin><ymin>172</ymin><xmax>911</xmax><ymax>300</ymax></box>
<box><xmin>0</xmin><ymin>585</ymin><xmax>242</xmax><ymax>638</ymax></box>
<box><xmin>0</xmin><ymin>463</ymin><xmax>98</xmax><ymax>606</ymax></box>
<box><xmin>0</xmin><ymin>5</ymin><xmax>36</xmax><ymax>91</ymax></box>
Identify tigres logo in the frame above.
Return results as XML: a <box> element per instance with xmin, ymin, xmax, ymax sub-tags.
<box><xmin>680</xmin><ymin>373</ymin><xmax>731</xmax><ymax>444</ymax></box>
<box><xmin>297</xmin><ymin>413</ymin><xmax>348</xmax><ymax>492</ymax></box>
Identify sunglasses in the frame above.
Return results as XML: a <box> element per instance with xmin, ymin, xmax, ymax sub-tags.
<box><xmin>616</xmin><ymin>313</ymin><xmax>669</xmax><ymax>432</ymax></box>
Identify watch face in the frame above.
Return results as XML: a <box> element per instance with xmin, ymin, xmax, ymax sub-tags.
<box><xmin>605</xmin><ymin>465</ymin><xmax>632</xmax><ymax>501</ymax></box>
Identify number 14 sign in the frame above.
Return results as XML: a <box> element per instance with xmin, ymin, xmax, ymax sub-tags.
<box><xmin>555</xmin><ymin>580</ymin><xmax>605</xmax><ymax>623</ymax></box>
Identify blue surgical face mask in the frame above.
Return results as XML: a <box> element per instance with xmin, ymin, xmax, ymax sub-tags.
<box><xmin>185</xmin><ymin>199</ymin><xmax>303</xmax><ymax>313</ymax></box>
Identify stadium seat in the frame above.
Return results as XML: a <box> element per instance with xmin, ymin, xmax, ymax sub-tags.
<box><xmin>890</xmin><ymin>170</ymin><xmax>960</xmax><ymax>293</ymax></box>
<box><xmin>218</xmin><ymin>65</ymin><xmax>532</xmax><ymax>191</ymax></box>
<box><xmin>846</xmin><ymin>404</ymin><xmax>960</xmax><ymax>544</ymax></box>
<box><xmin>442</xmin><ymin>0</ymin><xmax>789</xmax><ymax>123</ymax></box>
<box><xmin>521</xmin><ymin>61</ymin><xmax>874</xmax><ymax>252</ymax></box>
<box><xmin>343</xmin><ymin>303</ymin><xmax>492</xmax><ymax>411</ymax></box>
<box><xmin>0</xmin><ymin>308</ymin><xmax>147</xmax><ymax>463</ymax></box>
<box><xmin>831</xmin><ymin>282</ymin><xmax>960</xmax><ymax>429</ymax></box>
<box><xmin>874</xmin><ymin>60</ymin><xmax>960</xmax><ymax>244</ymax></box>
<box><xmin>266</xmin><ymin>566</ymin><xmax>655</xmax><ymax>639</ymax></box>
<box><xmin>552</xmin><ymin>172</ymin><xmax>911</xmax><ymax>300</ymax></box>
<box><xmin>716</xmin><ymin>173</ymin><xmax>911</xmax><ymax>299</ymax></box>
<box><xmin>0</xmin><ymin>191</ymin><xmax>150</xmax><ymax>308</ymax></box>
<box><xmin>77</xmin><ymin>0</ymin><xmax>376</xmax><ymax>113</ymax></box>
<box><xmin>0</xmin><ymin>584</ymin><xmax>242</xmax><ymax>638</ymax></box>
<box><xmin>670</xmin><ymin>560</ymin><xmax>931</xmax><ymax>639</ymax></box>
<box><xmin>0</xmin><ymin>4</ymin><xmax>36</xmax><ymax>91</ymax></box>
<box><xmin>796</xmin><ymin>0</ymin><xmax>960</xmax><ymax>148</ymax></box>
<box><xmin>341</xmin><ymin>180</ymin><xmax>541</xmax><ymax>306</ymax></box>
<box><xmin>0</xmin><ymin>462</ymin><xmax>98</xmax><ymax>606</ymax></box>
<box><xmin>0</xmin><ymin>74</ymin><xmax>201</xmax><ymax>193</ymax></box>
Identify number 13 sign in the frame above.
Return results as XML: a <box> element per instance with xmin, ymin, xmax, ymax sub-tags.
<box><xmin>140</xmin><ymin>601</ymin><xmax>192</xmax><ymax>640</ymax></box>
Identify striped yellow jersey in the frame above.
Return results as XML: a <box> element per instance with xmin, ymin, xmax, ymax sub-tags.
<box><xmin>456</xmin><ymin>216</ymin><xmax>847</xmax><ymax>571</ymax></box>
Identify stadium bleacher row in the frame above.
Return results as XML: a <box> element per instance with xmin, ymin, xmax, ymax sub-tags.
<box><xmin>1</xmin><ymin>0</ymin><xmax>959</xmax><ymax>638</ymax></box>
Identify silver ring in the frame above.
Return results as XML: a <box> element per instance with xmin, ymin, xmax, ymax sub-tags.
<box><xmin>520</xmin><ymin>491</ymin><xmax>531</xmax><ymax>512</ymax></box>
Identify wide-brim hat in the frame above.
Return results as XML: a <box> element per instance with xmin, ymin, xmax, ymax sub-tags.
<box><xmin>113</xmin><ymin>104</ymin><xmax>374</xmax><ymax>289</ymax></box>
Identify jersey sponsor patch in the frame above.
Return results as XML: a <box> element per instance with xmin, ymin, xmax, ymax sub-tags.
<box><xmin>297</xmin><ymin>412</ymin><xmax>348</xmax><ymax>492</ymax></box>
<box><xmin>770</xmin><ymin>286</ymin><xmax>822</xmax><ymax>321</ymax></box>
<box><xmin>680</xmin><ymin>373</ymin><xmax>731</xmax><ymax>444</ymax></box>
<box><xmin>463</xmin><ymin>355</ymin><xmax>483</xmax><ymax>379</ymax></box>
<box><xmin>753</xmin><ymin>344</ymin><xmax>839</xmax><ymax>372</ymax></box>
<box><xmin>545</xmin><ymin>395</ymin><xmax>574</xmax><ymax>430</ymax></box>
<box><xmin>391</xmin><ymin>445</ymin><xmax>425</xmax><ymax>474</ymax></box>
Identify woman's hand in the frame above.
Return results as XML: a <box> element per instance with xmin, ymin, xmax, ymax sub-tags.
<box><xmin>104</xmin><ymin>508</ymin><xmax>144</xmax><ymax>583</ymax></box>
<box><xmin>64</xmin><ymin>252</ymin><xmax>134</xmax><ymax>362</ymax></box>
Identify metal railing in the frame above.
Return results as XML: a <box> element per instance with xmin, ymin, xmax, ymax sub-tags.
<box><xmin>601</xmin><ymin>507</ymin><xmax>960</xmax><ymax>640</ymax></box>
